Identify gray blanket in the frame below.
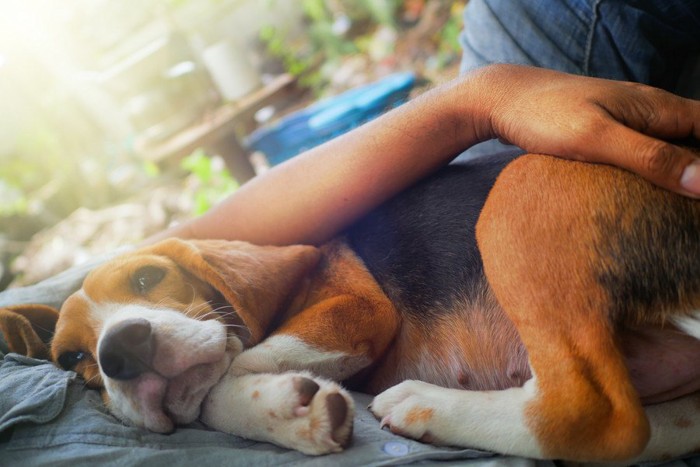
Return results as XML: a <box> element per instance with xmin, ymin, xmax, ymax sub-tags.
<box><xmin>0</xmin><ymin>349</ymin><xmax>546</xmax><ymax>466</ymax></box>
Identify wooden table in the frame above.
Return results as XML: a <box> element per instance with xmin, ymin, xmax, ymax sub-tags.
<box><xmin>135</xmin><ymin>74</ymin><xmax>297</xmax><ymax>182</ymax></box>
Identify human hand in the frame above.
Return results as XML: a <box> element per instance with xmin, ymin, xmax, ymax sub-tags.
<box><xmin>470</xmin><ymin>64</ymin><xmax>700</xmax><ymax>197</ymax></box>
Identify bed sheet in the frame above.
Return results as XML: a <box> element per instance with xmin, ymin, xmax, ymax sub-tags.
<box><xmin>0</xmin><ymin>348</ymin><xmax>555</xmax><ymax>466</ymax></box>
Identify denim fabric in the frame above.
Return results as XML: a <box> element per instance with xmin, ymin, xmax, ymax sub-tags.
<box><xmin>0</xmin><ymin>353</ymin><xmax>532</xmax><ymax>467</ymax></box>
<box><xmin>0</xmin><ymin>354</ymin><xmax>75</xmax><ymax>433</ymax></box>
<box><xmin>0</xmin><ymin>353</ymin><xmax>696</xmax><ymax>466</ymax></box>
<box><xmin>459</xmin><ymin>0</ymin><xmax>700</xmax><ymax>87</ymax></box>
<box><xmin>456</xmin><ymin>0</ymin><xmax>700</xmax><ymax>160</ymax></box>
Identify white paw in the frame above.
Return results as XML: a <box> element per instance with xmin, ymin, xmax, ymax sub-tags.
<box><xmin>370</xmin><ymin>380</ymin><xmax>442</xmax><ymax>443</ymax></box>
<box><xmin>371</xmin><ymin>380</ymin><xmax>543</xmax><ymax>458</ymax></box>
<box><xmin>202</xmin><ymin>371</ymin><xmax>354</xmax><ymax>455</ymax></box>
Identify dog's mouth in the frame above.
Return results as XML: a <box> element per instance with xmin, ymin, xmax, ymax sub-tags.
<box><xmin>98</xmin><ymin>306</ymin><xmax>244</xmax><ymax>433</ymax></box>
<box><xmin>107</xmin><ymin>350</ymin><xmax>235</xmax><ymax>433</ymax></box>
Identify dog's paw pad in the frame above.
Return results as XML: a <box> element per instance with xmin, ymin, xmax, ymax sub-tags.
<box><xmin>293</xmin><ymin>379</ymin><xmax>354</xmax><ymax>454</ymax></box>
<box><xmin>326</xmin><ymin>392</ymin><xmax>351</xmax><ymax>446</ymax></box>
<box><xmin>248</xmin><ymin>372</ymin><xmax>355</xmax><ymax>455</ymax></box>
<box><xmin>293</xmin><ymin>376</ymin><xmax>320</xmax><ymax>413</ymax></box>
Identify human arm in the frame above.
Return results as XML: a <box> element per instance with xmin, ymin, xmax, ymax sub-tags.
<box><xmin>148</xmin><ymin>64</ymin><xmax>700</xmax><ymax>246</ymax></box>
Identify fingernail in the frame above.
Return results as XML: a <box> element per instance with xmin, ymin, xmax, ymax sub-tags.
<box><xmin>680</xmin><ymin>161</ymin><xmax>700</xmax><ymax>194</ymax></box>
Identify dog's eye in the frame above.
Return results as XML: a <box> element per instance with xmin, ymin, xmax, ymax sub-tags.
<box><xmin>57</xmin><ymin>351</ymin><xmax>87</xmax><ymax>370</ymax></box>
<box><xmin>131</xmin><ymin>266</ymin><xmax>165</xmax><ymax>294</ymax></box>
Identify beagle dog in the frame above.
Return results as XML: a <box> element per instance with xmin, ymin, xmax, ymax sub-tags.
<box><xmin>4</xmin><ymin>153</ymin><xmax>700</xmax><ymax>462</ymax></box>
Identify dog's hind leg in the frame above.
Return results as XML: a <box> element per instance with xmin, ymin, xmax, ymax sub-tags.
<box><xmin>372</xmin><ymin>383</ymin><xmax>700</xmax><ymax>462</ymax></box>
<box><xmin>473</xmin><ymin>155</ymin><xmax>655</xmax><ymax>461</ymax></box>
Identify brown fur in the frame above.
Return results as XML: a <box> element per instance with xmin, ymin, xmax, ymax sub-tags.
<box><xmin>0</xmin><ymin>304</ymin><xmax>58</xmax><ymax>359</ymax></box>
<box><xmin>274</xmin><ymin>240</ymin><xmax>399</xmax><ymax>361</ymax></box>
<box><xmin>477</xmin><ymin>155</ymin><xmax>664</xmax><ymax>459</ymax></box>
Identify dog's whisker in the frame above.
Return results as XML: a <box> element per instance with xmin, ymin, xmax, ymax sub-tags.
<box><xmin>193</xmin><ymin>304</ymin><xmax>238</xmax><ymax>323</ymax></box>
<box><xmin>209</xmin><ymin>307</ymin><xmax>237</xmax><ymax>319</ymax></box>
<box><xmin>184</xmin><ymin>298</ymin><xmax>217</xmax><ymax>320</ymax></box>
<box><xmin>83</xmin><ymin>372</ymin><xmax>103</xmax><ymax>387</ymax></box>
<box><xmin>182</xmin><ymin>282</ymin><xmax>200</xmax><ymax>318</ymax></box>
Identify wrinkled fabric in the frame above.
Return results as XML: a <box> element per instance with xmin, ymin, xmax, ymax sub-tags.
<box><xmin>0</xmin><ymin>353</ymin><xmax>696</xmax><ymax>466</ymax></box>
<box><xmin>0</xmin><ymin>354</ymin><xmax>75</xmax><ymax>432</ymax></box>
<box><xmin>0</xmin><ymin>353</ymin><xmax>528</xmax><ymax>466</ymax></box>
<box><xmin>459</xmin><ymin>0</ymin><xmax>700</xmax><ymax>88</ymax></box>
<box><xmin>456</xmin><ymin>0</ymin><xmax>700</xmax><ymax>160</ymax></box>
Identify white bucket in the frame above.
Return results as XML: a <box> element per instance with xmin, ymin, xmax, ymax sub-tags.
<box><xmin>202</xmin><ymin>39</ymin><xmax>261</xmax><ymax>101</ymax></box>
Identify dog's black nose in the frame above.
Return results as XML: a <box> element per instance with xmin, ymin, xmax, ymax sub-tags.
<box><xmin>98</xmin><ymin>318</ymin><xmax>153</xmax><ymax>380</ymax></box>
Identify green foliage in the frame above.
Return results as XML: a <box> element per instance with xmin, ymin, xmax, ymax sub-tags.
<box><xmin>259</xmin><ymin>25</ymin><xmax>311</xmax><ymax>77</ymax></box>
<box><xmin>343</xmin><ymin>0</ymin><xmax>400</xmax><ymax>28</ymax></box>
<box><xmin>180</xmin><ymin>149</ymin><xmax>238</xmax><ymax>216</ymax></box>
<box><xmin>434</xmin><ymin>1</ymin><xmax>465</xmax><ymax>67</ymax></box>
<box><xmin>260</xmin><ymin>0</ymin><xmax>401</xmax><ymax>93</ymax></box>
<box><xmin>142</xmin><ymin>160</ymin><xmax>161</xmax><ymax>178</ymax></box>
<box><xmin>440</xmin><ymin>4</ymin><xmax>462</xmax><ymax>52</ymax></box>
<box><xmin>0</xmin><ymin>116</ymin><xmax>81</xmax><ymax>220</ymax></box>
<box><xmin>259</xmin><ymin>0</ymin><xmax>462</xmax><ymax>92</ymax></box>
<box><xmin>0</xmin><ymin>180</ymin><xmax>28</xmax><ymax>217</ymax></box>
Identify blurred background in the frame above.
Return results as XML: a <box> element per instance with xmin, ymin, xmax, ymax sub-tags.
<box><xmin>0</xmin><ymin>0</ymin><xmax>465</xmax><ymax>291</ymax></box>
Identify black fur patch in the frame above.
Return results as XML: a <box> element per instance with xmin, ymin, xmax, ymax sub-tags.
<box><xmin>346</xmin><ymin>152</ymin><xmax>519</xmax><ymax>318</ymax></box>
<box><xmin>595</xmin><ymin>179</ymin><xmax>700</xmax><ymax>324</ymax></box>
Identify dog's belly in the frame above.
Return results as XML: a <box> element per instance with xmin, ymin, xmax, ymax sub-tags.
<box><xmin>364</xmin><ymin>297</ymin><xmax>532</xmax><ymax>394</ymax></box>
<box><xmin>367</xmin><ymin>308</ymin><xmax>700</xmax><ymax>405</ymax></box>
<box><xmin>622</xmin><ymin>327</ymin><xmax>700</xmax><ymax>404</ymax></box>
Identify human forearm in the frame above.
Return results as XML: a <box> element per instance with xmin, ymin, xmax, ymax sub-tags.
<box><xmin>148</xmin><ymin>73</ymin><xmax>487</xmax><ymax>246</ymax></box>
<box><xmin>149</xmin><ymin>64</ymin><xmax>700</xmax><ymax>246</ymax></box>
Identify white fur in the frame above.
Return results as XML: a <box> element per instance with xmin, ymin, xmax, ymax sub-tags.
<box><xmin>626</xmin><ymin>395</ymin><xmax>700</xmax><ymax>464</ymax></box>
<box><xmin>370</xmin><ymin>377</ymin><xmax>543</xmax><ymax>458</ymax></box>
<box><xmin>673</xmin><ymin>311</ymin><xmax>700</xmax><ymax>340</ymax></box>
<box><xmin>202</xmin><ymin>370</ymin><xmax>354</xmax><ymax>455</ymax></box>
<box><xmin>231</xmin><ymin>334</ymin><xmax>370</xmax><ymax>380</ymax></box>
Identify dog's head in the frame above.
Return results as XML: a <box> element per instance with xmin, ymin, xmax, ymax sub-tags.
<box><xmin>1</xmin><ymin>238</ymin><xmax>320</xmax><ymax>432</ymax></box>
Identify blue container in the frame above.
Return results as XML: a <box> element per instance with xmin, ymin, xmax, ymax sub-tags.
<box><xmin>246</xmin><ymin>72</ymin><xmax>415</xmax><ymax>165</ymax></box>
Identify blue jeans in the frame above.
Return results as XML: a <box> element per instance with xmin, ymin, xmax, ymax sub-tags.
<box><xmin>457</xmin><ymin>0</ymin><xmax>700</xmax><ymax>160</ymax></box>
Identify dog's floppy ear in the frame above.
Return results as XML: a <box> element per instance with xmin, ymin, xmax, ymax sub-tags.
<box><xmin>0</xmin><ymin>304</ymin><xmax>59</xmax><ymax>360</ymax></box>
<box><xmin>146</xmin><ymin>238</ymin><xmax>321</xmax><ymax>344</ymax></box>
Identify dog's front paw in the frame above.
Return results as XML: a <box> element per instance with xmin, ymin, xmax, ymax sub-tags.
<box><xmin>370</xmin><ymin>380</ymin><xmax>443</xmax><ymax>444</ymax></box>
<box><xmin>282</xmin><ymin>373</ymin><xmax>354</xmax><ymax>454</ymax></box>
<box><xmin>202</xmin><ymin>371</ymin><xmax>354</xmax><ymax>455</ymax></box>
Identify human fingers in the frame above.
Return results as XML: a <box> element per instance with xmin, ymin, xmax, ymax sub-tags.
<box><xmin>590</xmin><ymin>87</ymin><xmax>700</xmax><ymax>196</ymax></box>
<box><xmin>496</xmin><ymin>71</ymin><xmax>700</xmax><ymax>197</ymax></box>
<box><xmin>593</xmin><ymin>83</ymin><xmax>700</xmax><ymax>142</ymax></box>
<box><xmin>580</xmin><ymin>121</ymin><xmax>700</xmax><ymax>197</ymax></box>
